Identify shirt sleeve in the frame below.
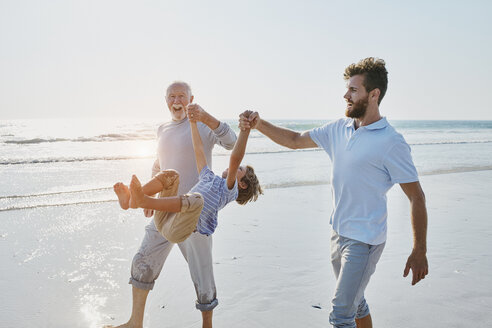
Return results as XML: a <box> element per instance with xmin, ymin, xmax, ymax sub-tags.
<box><xmin>309</xmin><ymin>119</ymin><xmax>339</xmax><ymax>156</ymax></box>
<box><xmin>223</xmin><ymin>179</ymin><xmax>239</xmax><ymax>204</ymax></box>
<box><xmin>199</xmin><ymin>165</ymin><xmax>216</xmax><ymax>182</ymax></box>
<box><xmin>212</xmin><ymin>121</ymin><xmax>237</xmax><ymax>150</ymax></box>
<box><xmin>383</xmin><ymin>140</ymin><xmax>419</xmax><ymax>184</ymax></box>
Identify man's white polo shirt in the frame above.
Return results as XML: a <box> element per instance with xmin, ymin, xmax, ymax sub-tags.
<box><xmin>309</xmin><ymin>117</ymin><xmax>418</xmax><ymax>245</ymax></box>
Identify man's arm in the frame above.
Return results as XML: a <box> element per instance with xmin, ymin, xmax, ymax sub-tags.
<box><xmin>189</xmin><ymin>115</ymin><xmax>208</xmax><ymax>174</ymax></box>
<box><xmin>187</xmin><ymin>103</ymin><xmax>236</xmax><ymax>150</ymax></box>
<box><xmin>400</xmin><ymin>181</ymin><xmax>429</xmax><ymax>285</ymax></box>
<box><xmin>226</xmin><ymin>128</ymin><xmax>250</xmax><ymax>189</ymax></box>
<box><xmin>239</xmin><ymin>111</ymin><xmax>317</xmax><ymax>149</ymax></box>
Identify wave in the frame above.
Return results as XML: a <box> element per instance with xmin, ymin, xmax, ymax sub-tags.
<box><xmin>0</xmin><ymin>155</ymin><xmax>156</xmax><ymax>165</ymax></box>
<box><xmin>0</xmin><ymin>187</ymin><xmax>112</xmax><ymax>200</ymax></box>
<box><xmin>2</xmin><ymin>165</ymin><xmax>491</xmax><ymax>212</ymax></box>
<box><xmin>4</xmin><ymin>133</ymin><xmax>155</xmax><ymax>144</ymax></box>
<box><xmin>0</xmin><ymin>199</ymin><xmax>115</xmax><ymax>212</ymax></box>
<box><xmin>410</xmin><ymin>140</ymin><xmax>492</xmax><ymax>146</ymax></box>
<box><xmin>4</xmin><ymin>130</ymin><xmax>491</xmax><ymax>146</ymax></box>
<box><xmin>420</xmin><ymin>165</ymin><xmax>492</xmax><ymax>176</ymax></box>
<box><xmin>0</xmin><ymin>149</ymin><xmax>324</xmax><ymax>165</ymax></box>
<box><xmin>2</xmin><ymin>138</ymin><xmax>491</xmax><ymax>165</ymax></box>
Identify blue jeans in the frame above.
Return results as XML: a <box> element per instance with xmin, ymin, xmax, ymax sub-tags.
<box><xmin>329</xmin><ymin>231</ymin><xmax>385</xmax><ymax>328</ymax></box>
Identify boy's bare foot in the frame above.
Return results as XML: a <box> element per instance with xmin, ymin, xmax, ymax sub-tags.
<box><xmin>113</xmin><ymin>182</ymin><xmax>130</xmax><ymax>210</ymax></box>
<box><xmin>129</xmin><ymin>175</ymin><xmax>145</xmax><ymax>209</ymax></box>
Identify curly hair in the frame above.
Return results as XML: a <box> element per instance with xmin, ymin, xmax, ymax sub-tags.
<box><xmin>344</xmin><ymin>57</ymin><xmax>388</xmax><ymax>104</ymax></box>
<box><xmin>236</xmin><ymin>165</ymin><xmax>263</xmax><ymax>205</ymax></box>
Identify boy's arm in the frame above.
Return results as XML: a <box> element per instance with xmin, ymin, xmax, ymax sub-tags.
<box><xmin>187</xmin><ymin>103</ymin><xmax>237</xmax><ymax>150</ymax></box>
<box><xmin>226</xmin><ymin>128</ymin><xmax>250</xmax><ymax>189</ymax></box>
<box><xmin>190</xmin><ymin>120</ymin><xmax>207</xmax><ymax>174</ymax></box>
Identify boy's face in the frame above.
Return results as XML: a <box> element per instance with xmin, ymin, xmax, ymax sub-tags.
<box><xmin>222</xmin><ymin>166</ymin><xmax>247</xmax><ymax>189</ymax></box>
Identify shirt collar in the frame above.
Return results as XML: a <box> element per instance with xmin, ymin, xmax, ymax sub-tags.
<box><xmin>365</xmin><ymin>117</ymin><xmax>388</xmax><ymax>130</ymax></box>
<box><xmin>345</xmin><ymin>117</ymin><xmax>388</xmax><ymax>130</ymax></box>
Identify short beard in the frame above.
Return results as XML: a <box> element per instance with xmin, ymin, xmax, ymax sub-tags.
<box><xmin>345</xmin><ymin>97</ymin><xmax>368</xmax><ymax>118</ymax></box>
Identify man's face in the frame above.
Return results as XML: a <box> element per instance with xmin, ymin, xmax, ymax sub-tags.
<box><xmin>166</xmin><ymin>84</ymin><xmax>193</xmax><ymax>121</ymax></box>
<box><xmin>344</xmin><ymin>75</ymin><xmax>369</xmax><ymax>119</ymax></box>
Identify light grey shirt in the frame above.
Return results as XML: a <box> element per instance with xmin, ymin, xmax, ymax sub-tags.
<box><xmin>152</xmin><ymin>118</ymin><xmax>236</xmax><ymax>195</ymax></box>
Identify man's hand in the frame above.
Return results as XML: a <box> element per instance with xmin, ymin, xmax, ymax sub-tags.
<box><xmin>239</xmin><ymin>110</ymin><xmax>260</xmax><ymax>131</ymax></box>
<box><xmin>143</xmin><ymin>208</ymin><xmax>154</xmax><ymax>218</ymax></box>
<box><xmin>186</xmin><ymin>103</ymin><xmax>206</xmax><ymax>123</ymax></box>
<box><xmin>403</xmin><ymin>249</ymin><xmax>429</xmax><ymax>285</ymax></box>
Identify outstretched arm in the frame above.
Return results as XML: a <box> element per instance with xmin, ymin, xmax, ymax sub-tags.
<box><xmin>400</xmin><ymin>181</ymin><xmax>429</xmax><ymax>285</ymax></box>
<box><xmin>187</xmin><ymin>103</ymin><xmax>237</xmax><ymax>150</ymax></box>
<box><xmin>189</xmin><ymin>119</ymin><xmax>207</xmax><ymax>174</ymax></box>
<box><xmin>239</xmin><ymin>111</ymin><xmax>317</xmax><ymax>149</ymax></box>
<box><xmin>226</xmin><ymin>127</ymin><xmax>250</xmax><ymax>189</ymax></box>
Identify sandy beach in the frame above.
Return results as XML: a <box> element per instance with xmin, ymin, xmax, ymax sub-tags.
<box><xmin>1</xmin><ymin>169</ymin><xmax>491</xmax><ymax>327</ymax></box>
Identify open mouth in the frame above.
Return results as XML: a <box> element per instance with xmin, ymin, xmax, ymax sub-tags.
<box><xmin>172</xmin><ymin>104</ymin><xmax>183</xmax><ymax>111</ymax></box>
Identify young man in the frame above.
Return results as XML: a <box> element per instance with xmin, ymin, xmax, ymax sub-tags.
<box><xmin>108</xmin><ymin>81</ymin><xmax>237</xmax><ymax>328</ymax></box>
<box><xmin>239</xmin><ymin>58</ymin><xmax>428</xmax><ymax>328</ymax></box>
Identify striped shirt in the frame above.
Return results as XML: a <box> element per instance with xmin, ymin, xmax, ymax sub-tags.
<box><xmin>190</xmin><ymin>165</ymin><xmax>238</xmax><ymax>235</ymax></box>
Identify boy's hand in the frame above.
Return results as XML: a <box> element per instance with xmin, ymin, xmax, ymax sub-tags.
<box><xmin>143</xmin><ymin>208</ymin><xmax>154</xmax><ymax>217</ymax></box>
<box><xmin>186</xmin><ymin>103</ymin><xmax>206</xmax><ymax>123</ymax></box>
<box><xmin>239</xmin><ymin>110</ymin><xmax>260</xmax><ymax>130</ymax></box>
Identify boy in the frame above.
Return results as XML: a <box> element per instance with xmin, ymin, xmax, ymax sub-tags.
<box><xmin>114</xmin><ymin>107</ymin><xmax>262</xmax><ymax>243</ymax></box>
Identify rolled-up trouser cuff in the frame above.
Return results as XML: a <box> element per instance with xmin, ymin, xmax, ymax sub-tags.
<box><xmin>129</xmin><ymin>277</ymin><xmax>155</xmax><ymax>291</ymax></box>
<box><xmin>356</xmin><ymin>299</ymin><xmax>370</xmax><ymax>319</ymax></box>
<box><xmin>195</xmin><ymin>298</ymin><xmax>218</xmax><ymax>312</ymax></box>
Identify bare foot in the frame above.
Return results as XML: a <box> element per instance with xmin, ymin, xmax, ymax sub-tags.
<box><xmin>129</xmin><ymin>175</ymin><xmax>145</xmax><ymax>209</ymax></box>
<box><xmin>113</xmin><ymin>182</ymin><xmax>130</xmax><ymax>210</ymax></box>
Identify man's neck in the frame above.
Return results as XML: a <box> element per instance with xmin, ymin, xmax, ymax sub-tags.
<box><xmin>171</xmin><ymin>117</ymin><xmax>187</xmax><ymax>123</ymax></box>
<box><xmin>354</xmin><ymin>107</ymin><xmax>382</xmax><ymax>129</ymax></box>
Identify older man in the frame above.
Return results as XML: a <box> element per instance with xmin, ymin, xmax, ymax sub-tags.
<box><xmin>240</xmin><ymin>58</ymin><xmax>428</xmax><ymax>328</ymax></box>
<box><xmin>110</xmin><ymin>81</ymin><xmax>236</xmax><ymax>328</ymax></box>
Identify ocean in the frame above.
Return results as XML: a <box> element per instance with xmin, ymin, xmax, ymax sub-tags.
<box><xmin>1</xmin><ymin>118</ymin><xmax>491</xmax><ymax>212</ymax></box>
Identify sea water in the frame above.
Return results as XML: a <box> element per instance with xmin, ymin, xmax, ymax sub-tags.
<box><xmin>1</xmin><ymin>118</ymin><xmax>491</xmax><ymax>211</ymax></box>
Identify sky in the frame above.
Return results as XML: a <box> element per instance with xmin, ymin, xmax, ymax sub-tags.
<box><xmin>1</xmin><ymin>0</ymin><xmax>491</xmax><ymax>120</ymax></box>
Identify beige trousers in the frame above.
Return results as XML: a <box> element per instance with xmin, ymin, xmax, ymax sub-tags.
<box><xmin>153</xmin><ymin>170</ymin><xmax>204</xmax><ymax>243</ymax></box>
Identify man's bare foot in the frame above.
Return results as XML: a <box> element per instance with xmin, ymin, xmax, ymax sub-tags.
<box><xmin>129</xmin><ymin>175</ymin><xmax>145</xmax><ymax>209</ymax></box>
<box><xmin>113</xmin><ymin>182</ymin><xmax>130</xmax><ymax>210</ymax></box>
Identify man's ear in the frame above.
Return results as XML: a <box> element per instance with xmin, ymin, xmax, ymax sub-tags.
<box><xmin>370</xmin><ymin>88</ymin><xmax>380</xmax><ymax>103</ymax></box>
<box><xmin>190</xmin><ymin>95</ymin><xmax>194</xmax><ymax>103</ymax></box>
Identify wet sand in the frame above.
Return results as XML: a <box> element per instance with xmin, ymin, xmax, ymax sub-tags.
<box><xmin>1</xmin><ymin>170</ymin><xmax>491</xmax><ymax>327</ymax></box>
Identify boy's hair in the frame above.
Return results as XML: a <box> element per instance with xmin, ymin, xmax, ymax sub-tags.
<box><xmin>236</xmin><ymin>165</ymin><xmax>263</xmax><ymax>205</ymax></box>
<box><xmin>343</xmin><ymin>57</ymin><xmax>388</xmax><ymax>104</ymax></box>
